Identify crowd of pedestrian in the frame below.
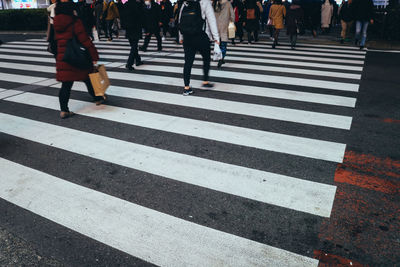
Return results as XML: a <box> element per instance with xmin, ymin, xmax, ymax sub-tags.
<box><xmin>47</xmin><ymin>0</ymin><xmax>375</xmax><ymax>118</ymax></box>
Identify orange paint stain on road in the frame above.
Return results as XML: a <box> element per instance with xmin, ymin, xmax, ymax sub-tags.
<box><xmin>314</xmin><ymin>250</ymin><xmax>366</xmax><ymax>267</ymax></box>
<box><xmin>382</xmin><ymin>118</ymin><xmax>400</xmax><ymax>124</ymax></box>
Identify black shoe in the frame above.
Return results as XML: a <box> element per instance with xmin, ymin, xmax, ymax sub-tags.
<box><xmin>125</xmin><ymin>64</ymin><xmax>134</xmax><ymax>71</ymax></box>
<box><xmin>183</xmin><ymin>88</ymin><xmax>193</xmax><ymax>96</ymax></box>
<box><xmin>139</xmin><ymin>46</ymin><xmax>147</xmax><ymax>52</ymax></box>
<box><xmin>291</xmin><ymin>46</ymin><xmax>295</xmax><ymax>50</ymax></box>
<box><xmin>136</xmin><ymin>61</ymin><xmax>144</xmax><ymax>66</ymax></box>
<box><xmin>272</xmin><ymin>42</ymin><xmax>276</xmax><ymax>49</ymax></box>
<box><xmin>217</xmin><ymin>60</ymin><xmax>223</xmax><ymax>68</ymax></box>
<box><xmin>157</xmin><ymin>47</ymin><xmax>162</xmax><ymax>51</ymax></box>
<box><xmin>202</xmin><ymin>82</ymin><xmax>214</xmax><ymax>88</ymax></box>
<box><xmin>221</xmin><ymin>59</ymin><xmax>225</xmax><ymax>64</ymax></box>
<box><xmin>354</xmin><ymin>39</ymin><xmax>359</xmax><ymax>46</ymax></box>
<box><xmin>360</xmin><ymin>45</ymin><xmax>364</xmax><ymax>50</ymax></box>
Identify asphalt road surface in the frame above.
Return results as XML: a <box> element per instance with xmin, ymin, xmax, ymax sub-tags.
<box><xmin>0</xmin><ymin>35</ymin><xmax>399</xmax><ymax>266</ymax></box>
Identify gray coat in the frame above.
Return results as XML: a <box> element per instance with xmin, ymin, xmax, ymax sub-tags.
<box><xmin>214</xmin><ymin>0</ymin><xmax>235</xmax><ymax>42</ymax></box>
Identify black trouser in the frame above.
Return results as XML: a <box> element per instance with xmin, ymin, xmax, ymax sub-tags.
<box><xmin>235</xmin><ymin>21</ymin><xmax>243</xmax><ymax>41</ymax></box>
<box><xmin>162</xmin><ymin>21</ymin><xmax>169</xmax><ymax>36</ymax></box>
<box><xmin>142</xmin><ymin>31</ymin><xmax>162</xmax><ymax>50</ymax></box>
<box><xmin>59</xmin><ymin>79</ymin><xmax>102</xmax><ymax>112</ymax></box>
<box><xmin>273</xmin><ymin>28</ymin><xmax>281</xmax><ymax>44</ymax></box>
<box><xmin>290</xmin><ymin>33</ymin><xmax>297</xmax><ymax>47</ymax></box>
<box><xmin>183</xmin><ymin>32</ymin><xmax>211</xmax><ymax>87</ymax></box>
<box><xmin>127</xmin><ymin>37</ymin><xmax>141</xmax><ymax>67</ymax></box>
<box><xmin>248</xmin><ymin>30</ymin><xmax>258</xmax><ymax>43</ymax></box>
<box><xmin>105</xmin><ymin>19</ymin><xmax>117</xmax><ymax>39</ymax></box>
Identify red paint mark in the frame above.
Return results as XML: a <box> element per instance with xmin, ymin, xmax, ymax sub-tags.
<box><xmin>343</xmin><ymin>151</ymin><xmax>400</xmax><ymax>179</ymax></box>
<box><xmin>382</xmin><ymin>118</ymin><xmax>400</xmax><ymax>124</ymax></box>
<box><xmin>314</xmin><ymin>250</ymin><xmax>366</xmax><ymax>267</ymax></box>
<box><xmin>334</xmin><ymin>167</ymin><xmax>400</xmax><ymax>194</ymax></box>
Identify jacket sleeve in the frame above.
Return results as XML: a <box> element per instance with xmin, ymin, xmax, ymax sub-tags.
<box><xmin>74</xmin><ymin>18</ymin><xmax>99</xmax><ymax>61</ymax></box>
<box><xmin>229</xmin><ymin>3</ymin><xmax>235</xmax><ymax>22</ymax></box>
<box><xmin>203</xmin><ymin>0</ymin><xmax>219</xmax><ymax>41</ymax></box>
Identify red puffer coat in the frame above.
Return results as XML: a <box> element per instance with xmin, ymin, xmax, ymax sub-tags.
<box><xmin>54</xmin><ymin>14</ymin><xmax>99</xmax><ymax>82</ymax></box>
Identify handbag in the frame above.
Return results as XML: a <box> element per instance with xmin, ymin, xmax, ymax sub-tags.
<box><xmin>228</xmin><ymin>22</ymin><xmax>236</xmax><ymax>39</ymax></box>
<box><xmin>62</xmin><ymin>19</ymin><xmax>92</xmax><ymax>69</ymax></box>
<box><xmin>89</xmin><ymin>64</ymin><xmax>110</xmax><ymax>96</ymax></box>
<box><xmin>267</xmin><ymin>17</ymin><xmax>273</xmax><ymax>26</ymax></box>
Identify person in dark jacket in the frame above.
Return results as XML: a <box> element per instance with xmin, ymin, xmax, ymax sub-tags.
<box><xmin>94</xmin><ymin>0</ymin><xmax>104</xmax><ymax>36</ymax></box>
<box><xmin>140</xmin><ymin>0</ymin><xmax>162</xmax><ymax>51</ymax></box>
<box><xmin>352</xmin><ymin>0</ymin><xmax>374</xmax><ymax>49</ymax></box>
<box><xmin>244</xmin><ymin>0</ymin><xmax>261</xmax><ymax>43</ymax></box>
<box><xmin>76</xmin><ymin>0</ymin><xmax>95</xmax><ymax>38</ymax></box>
<box><xmin>160</xmin><ymin>0</ymin><xmax>173</xmax><ymax>39</ymax></box>
<box><xmin>54</xmin><ymin>0</ymin><xmax>104</xmax><ymax>119</ymax></box>
<box><xmin>286</xmin><ymin>0</ymin><xmax>303</xmax><ymax>49</ymax></box>
<box><xmin>124</xmin><ymin>0</ymin><xmax>144</xmax><ymax>70</ymax></box>
<box><xmin>301</xmin><ymin>0</ymin><xmax>320</xmax><ymax>37</ymax></box>
<box><xmin>339</xmin><ymin>0</ymin><xmax>353</xmax><ymax>44</ymax></box>
<box><xmin>232</xmin><ymin>0</ymin><xmax>245</xmax><ymax>43</ymax></box>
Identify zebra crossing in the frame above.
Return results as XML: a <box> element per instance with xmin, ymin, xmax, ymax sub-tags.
<box><xmin>0</xmin><ymin>36</ymin><xmax>366</xmax><ymax>266</ymax></box>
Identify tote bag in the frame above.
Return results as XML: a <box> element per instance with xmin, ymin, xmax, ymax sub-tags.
<box><xmin>62</xmin><ymin>20</ymin><xmax>92</xmax><ymax>69</ymax></box>
<box><xmin>89</xmin><ymin>64</ymin><xmax>110</xmax><ymax>96</ymax></box>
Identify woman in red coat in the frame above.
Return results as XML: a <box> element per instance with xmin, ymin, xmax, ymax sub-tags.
<box><xmin>54</xmin><ymin>0</ymin><xmax>104</xmax><ymax>119</ymax></box>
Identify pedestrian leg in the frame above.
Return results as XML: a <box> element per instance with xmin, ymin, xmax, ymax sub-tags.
<box><xmin>198</xmin><ymin>34</ymin><xmax>211</xmax><ymax>84</ymax></box>
<box><xmin>360</xmin><ymin>21</ymin><xmax>369</xmax><ymax>48</ymax></box>
<box><xmin>141</xmin><ymin>33</ymin><xmax>151</xmax><ymax>51</ymax></box>
<box><xmin>340</xmin><ymin>19</ymin><xmax>347</xmax><ymax>43</ymax></box>
<box><xmin>183</xmin><ymin>40</ymin><xmax>196</xmax><ymax>88</ymax></box>
<box><xmin>59</xmin><ymin>81</ymin><xmax>73</xmax><ymax>112</ymax></box>
<box><xmin>354</xmin><ymin>20</ymin><xmax>362</xmax><ymax>45</ymax></box>
<box><xmin>84</xmin><ymin>79</ymin><xmax>104</xmax><ymax>102</ymax></box>
<box><xmin>155</xmin><ymin>31</ymin><xmax>162</xmax><ymax>50</ymax></box>
<box><xmin>254</xmin><ymin>29</ymin><xmax>259</xmax><ymax>42</ymax></box>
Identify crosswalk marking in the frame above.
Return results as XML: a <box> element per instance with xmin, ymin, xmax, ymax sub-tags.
<box><xmin>0</xmin><ymin>37</ymin><xmax>366</xmax><ymax>265</ymax></box>
<box><xmin>2</xmin><ymin>41</ymin><xmax>366</xmax><ymax>65</ymax></box>
<box><xmin>5</xmin><ymin>91</ymin><xmax>348</xmax><ymax>161</ymax></box>
<box><xmin>0</xmin><ymin>158</ymin><xmax>319</xmax><ymax>267</ymax></box>
<box><xmin>0</xmin><ymin>113</ymin><xmax>337</xmax><ymax>217</ymax></box>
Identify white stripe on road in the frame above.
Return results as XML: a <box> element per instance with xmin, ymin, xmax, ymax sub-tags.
<box><xmin>6</xmin><ymin>92</ymin><xmax>348</xmax><ymax>161</ymax></box>
<box><xmin>18</xmin><ymin>40</ymin><xmax>366</xmax><ymax>55</ymax></box>
<box><xmin>0</xmin><ymin>157</ymin><xmax>320</xmax><ymax>267</ymax></box>
<box><xmin>0</xmin><ymin>60</ymin><xmax>358</xmax><ymax>107</ymax></box>
<box><xmin>0</xmin><ymin>72</ymin><xmax>48</xmax><ymax>84</ymax></box>
<box><xmin>51</xmin><ymin>83</ymin><xmax>353</xmax><ymax>129</ymax></box>
<box><xmin>0</xmin><ymin>113</ymin><xmax>337</xmax><ymax>217</ymax></box>
<box><xmin>140</xmin><ymin>57</ymin><xmax>361</xmax><ymax>80</ymax></box>
<box><xmin>0</xmin><ymin>45</ymin><xmax>365</xmax><ymax>65</ymax></box>
<box><xmin>121</xmin><ymin>64</ymin><xmax>360</xmax><ymax>91</ymax></box>
<box><xmin>0</xmin><ymin>53</ymin><xmax>111</xmax><ymax>65</ymax></box>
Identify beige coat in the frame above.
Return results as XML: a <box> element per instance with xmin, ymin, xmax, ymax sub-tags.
<box><xmin>321</xmin><ymin>0</ymin><xmax>333</xmax><ymax>28</ymax></box>
<box><xmin>269</xmin><ymin>4</ymin><xmax>286</xmax><ymax>30</ymax></box>
<box><xmin>214</xmin><ymin>0</ymin><xmax>235</xmax><ymax>42</ymax></box>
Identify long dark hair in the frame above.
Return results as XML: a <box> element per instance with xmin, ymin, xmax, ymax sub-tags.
<box><xmin>213</xmin><ymin>0</ymin><xmax>222</xmax><ymax>12</ymax></box>
<box><xmin>55</xmin><ymin>0</ymin><xmax>75</xmax><ymax>15</ymax></box>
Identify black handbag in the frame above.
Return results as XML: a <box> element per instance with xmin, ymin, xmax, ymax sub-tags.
<box><xmin>63</xmin><ymin>19</ymin><xmax>92</xmax><ymax>69</ymax></box>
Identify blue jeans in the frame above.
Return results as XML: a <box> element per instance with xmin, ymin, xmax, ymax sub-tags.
<box><xmin>220</xmin><ymin>41</ymin><xmax>227</xmax><ymax>59</ymax></box>
<box><xmin>355</xmin><ymin>21</ymin><xmax>369</xmax><ymax>46</ymax></box>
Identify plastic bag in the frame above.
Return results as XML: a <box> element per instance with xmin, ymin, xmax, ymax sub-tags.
<box><xmin>213</xmin><ymin>43</ymin><xmax>222</xmax><ymax>61</ymax></box>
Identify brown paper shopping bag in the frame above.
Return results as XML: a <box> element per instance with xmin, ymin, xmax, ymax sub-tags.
<box><xmin>89</xmin><ymin>64</ymin><xmax>110</xmax><ymax>96</ymax></box>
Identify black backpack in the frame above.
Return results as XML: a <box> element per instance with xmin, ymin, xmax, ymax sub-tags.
<box><xmin>179</xmin><ymin>0</ymin><xmax>205</xmax><ymax>35</ymax></box>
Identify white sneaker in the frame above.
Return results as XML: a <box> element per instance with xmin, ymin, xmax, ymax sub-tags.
<box><xmin>162</xmin><ymin>37</ymin><xmax>166</xmax><ymax>41</ymax></box>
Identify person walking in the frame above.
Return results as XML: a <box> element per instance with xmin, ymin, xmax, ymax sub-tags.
<box><xmin>103</xmin><ymin>0</ymin><xmax>120</xmax><ymax>41</ymax></box>
<box><xmin>76</xmin><ymin>0</ymin><xmax>95</xmax><ymax>38</ymax></box>
<box><xmin>321</xmin><ymin>0</ymin><xmax>333</xmax><ymax>34</ymax></box>
<box><xmin>302</xmin><ymin>0</ymin><xmax>320</xmax><ymax>37</ymax></box>
<box><xmin>94</xmin><ymin>0</ymin><xmax>104</xmax><ymax>37</ymax></box>
<box><xmin>160</xmin><ymin>0</ymin><xmax>174</xmax><ymax>40</ymax></box>
<box><xmin>339</xmin><ymin>0</ymin><xmax>354</xmax><ymax>44</ymax></box>
<box><xmin>178</xmin><ymin>0</ymin><xmax>220</xmax><ymax>95</ymax></box>
<box><xmin>232</xmin><ymin>0</ymin><xmax>245</xmax><ymax>43</ymax></box>
<box><xmin>268</xmin><ymin>0</ymin><xmax>285</xmax><ymax>48</ymax></box>
<box><xmin>260</xmin><ymin>0</ymin><xmax>268</xmax><ymax>33</ymax></box>
<box><xmin>244</xmin><ymin>0</ymin><xmax>261</xmax><ymax>44</ymax></box>
<box><xmin>352</xmin><ymin>0</ymin><xmax>374</xmax><ymax>49</ymax></box>
<box><xmin>286</xmin><ymin>0</ymin><xmax>303</xmax><ymax>49</ymax></box>
<box><xmin>140</xmin><ymin>0</ymin><xmax>162</xmax><ymax>52</ymax></box>
<box><xmin>53</xmin><ymin>0</ymin><xmax>105</xmax><ymax>119</ymax></box>
<box><xmin>213</xmin><ymin>0</ymin><xmax>235</xmax><ymax>68</ymax></box>
<box><xmin>124</xmin><ymin>0</ymin><xmax>144</xmax><ymax>70</ymax></box>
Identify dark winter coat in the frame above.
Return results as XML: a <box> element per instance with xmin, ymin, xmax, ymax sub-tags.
<box><xmin>54</xmin><ymin>3</ymin><xmax>98</xmax><ymax>82</ymax></box>
<box><xmin>142</xmin><ymin>2</ymin><xmax>161</xmax><ymax>33</ymax></box>
<box><xmin>76</xmin><ymin>1</ymin><xmax>95</xmax><ymax>34</ymax></box>
<box><xmin>339</xmin><ymin>1</ymin><xmax>354</xmax><ymax>22</ymax></box>
<box><xmin>286</xmin><ymin>4</ymin><xmax>304</xmax><ymax>35</ymax></box>
<box><xmin>232</xmin><ymin>0</ymin><xmax>245</xmax><ymax>23</ymax></box>
<box><xmin>352</xmin><ymin>0</ymin><xmax>374</xmax><ymax>21</ymax></box>
<box><xmin>244</xmin><ymin>0</ymin><xmax>260</xmax><ymax>31</ymax></box>
<box><xmin>160</xmin><ymin>0</ymin><xmax>173</xmax><ymax>23</ymax></box>
<box><xmin>124</xmin><ymin>0</ymin><xmax>143</xmax><ymax>40</ymax></box>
